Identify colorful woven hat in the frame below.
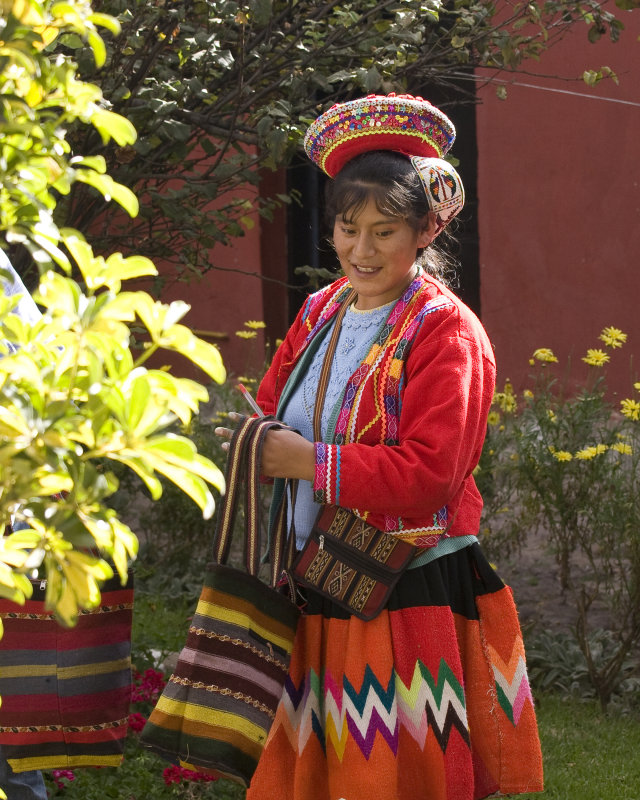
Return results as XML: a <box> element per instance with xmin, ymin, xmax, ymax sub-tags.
<box><xmin>304</xmin><ymin>93</ymin><xmax>456</xmax><ymax>178</ymax></box>
<box><xmin>411</xmin><ymin>156</ymin><xmax>465</xmax><ymax>233</ymax></box>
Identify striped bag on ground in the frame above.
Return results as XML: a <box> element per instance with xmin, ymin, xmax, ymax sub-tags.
<box><xmin>0</xmin><ymin>572</ymin><xmax>134</xmax><ymax>772</ymax></box>
<box><xmin>140</xmin><ymin>416</ymin><xmax>300</xmax><ymax>787</ymax></box>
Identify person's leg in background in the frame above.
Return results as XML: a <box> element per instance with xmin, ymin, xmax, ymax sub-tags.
<box><xmin>0</xmin><ymin>747</ymin><xmax>47</xmax><ymax>800</ymax></box>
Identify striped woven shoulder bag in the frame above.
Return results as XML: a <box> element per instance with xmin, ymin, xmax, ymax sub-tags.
<box><xmin>141</xmin><ymin>415</ymin><xmax>300</xmax><ymax>787</ymax></box>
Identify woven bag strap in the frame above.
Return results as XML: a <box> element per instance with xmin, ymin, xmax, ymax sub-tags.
<box><xmin>312</xmin><ymin>288</ymin><xmax>357</xmax><ymax>442</ymax></box>
<box><xmin>244</xmin><ymin>416</ymin><xmax>282</xmax><ymax>577</ymax></box>
<box><xmin>213</xmin><ymin>414</ymin><xmax>254</xmax><ymax>566</ymax></box>
<box><xmin>213</xmin><ymin>415</ymin><xmax>296</xmax><ymax>585</ymax></box>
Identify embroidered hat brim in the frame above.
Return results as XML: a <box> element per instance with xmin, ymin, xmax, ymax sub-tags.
<box><xmin>304</xmin><ymin>94</ymin><xmax>456</xmax><ymax>178</ymax></box>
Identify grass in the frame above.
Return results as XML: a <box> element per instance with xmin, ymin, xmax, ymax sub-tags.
<box><xmin>518</xmin><ymin>693</ymin><xmax>640</xmax><ymax>800</ymax></box>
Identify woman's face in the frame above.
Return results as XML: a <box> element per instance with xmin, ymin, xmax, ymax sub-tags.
<box><xmin>333</xmin><ymin>197</ymin><xmax>435</xmax><ymax>310</ymax></box>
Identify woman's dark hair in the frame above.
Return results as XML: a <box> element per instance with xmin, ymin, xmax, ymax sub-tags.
<box><xmin>324</xmin><ymin>150</ymin><xmax>457</xmax><ymax>284</ymax></box>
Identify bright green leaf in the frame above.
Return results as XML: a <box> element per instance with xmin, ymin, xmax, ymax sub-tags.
<box><xmin>90</xmin><ymin>109</ymin><xmax>137</xmax><ymax>147</ymax></box>
<box><xmin>87</xmin><ymin>29</ymin><xmax>106</xmax><ymax>68</ymax></box>
<box><xmin>87</xmin><ymin>12</ymin><xmax>122</xmax><ymax>36</ymax></box>
<box><xmin>74</xmin><ymin>171</ymin><xmax>139</xmax><ymax>217</ymax></box>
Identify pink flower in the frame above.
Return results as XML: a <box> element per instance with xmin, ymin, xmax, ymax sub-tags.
<box><xmin>51</xmin><ymin>769</ymin><xmax>75</xmax><ymax>788</ymax></box>
<box><xmin>131</xmin><ymin>667</ymin><xmax>166</xmax><ymax>702</ymax></box>
<box><xmin>180</xmin><ymin>766</ymin><xmax>219</xmax><ymax>783</ymax></box>
<box><xmin>128</xmin><ymin>712</ymin><xmax>147</xmax><ymax>733</ymax></box>
<box><xmin>161</xmin><ymin>764</ymin><xmax>219</xmax><ymax>784</ymax></box>
<box><xmin>162</xmin><ymin>765</ymin><xmax>183</xmax><ymax>785</ymax></box>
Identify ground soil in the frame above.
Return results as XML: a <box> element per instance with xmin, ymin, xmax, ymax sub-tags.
<box><xmin>496</xmin><ymin>529</ymin><xmax>613</xmax><ymax>636</ymax></box>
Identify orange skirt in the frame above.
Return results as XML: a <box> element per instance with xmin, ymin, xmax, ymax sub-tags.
<box><xmin>246</xmin><ymin>544</ymin><xmax>543</xmax><ymax>800</ymax></box>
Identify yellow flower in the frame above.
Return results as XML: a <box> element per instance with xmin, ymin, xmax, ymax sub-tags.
<box><xmin>581</xmin><ymin>349</ymin><xmax>609</xmax><ymax>367</ymax></box>
<box><xmin>621</xmin><ymin>398</ymin><xmax>640</xmax><ymax>420</ymax></box>
<box><xmin>553</xmin><ymin>450</ymin><xmax>573</xmax><ymax>462</ymax></box>
<box><xmin>493</xmin><ymin>381</ymin><xmax>517</xmax><ymax>413</ymax></box>
<box><xmin>547</xmin><ymin>409</ymin><xmax>557</xmax><ymax>422</ymax></box>
<box><xmin>244</xmin><ymin>320</ymin><xmax>266</xmax><ymax>330</ymax></box>
<box><xmin>487</xmin><ymin>411</ymin><xmax>501</xmax><ymax>426</ymax></box>
<box><xmin>575</xmin><ymin>447</ymin><xmax>598</xmax><ymax>460</ymax></box>
<box><xmin>523</xmin><ymin>389</ymin><xmax>534</xmax><ymax>399</ymax></box>
<box><xmin>235</xmin><ymin>330</ymin><xmax>257</xmax><ymax>339</ymax></box>
<box><xmin>532</xmin><ymin>348</ymin><xmax>558</xmax><ymax>363</ymax></box>
<box><xmin>275</xmin><ymin>338</ymin><xmax>284</xmax><ymax>348</ymax></box>
<box><xmin>599</xmin><ymin>326</ymin><xmax>627</xmax><ymax>348</ymax></box>
<box><xmin>574</xmin><ymin>445</ymin><xmax>606</xmax><ymax>460</ymax></box>
<box><xmin>634</xmin><ymin>382</ymin><xmax>640</xmax><ymax>392</ymax></box>
<box><xmin>611</xmin><ymin>442</ymin><xmax>632</xmax><ymax>456</ymax></box>
<box><xmin>237</xmin><ymin>375</ymin><xmax>257</xmax><ymax>385</ymax></box>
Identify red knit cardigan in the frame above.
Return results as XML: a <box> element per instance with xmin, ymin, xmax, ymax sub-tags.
<box><xmin>256</xmin><ymin>272</ymin><xmax>496</xmax><ymax>549</ymax></box>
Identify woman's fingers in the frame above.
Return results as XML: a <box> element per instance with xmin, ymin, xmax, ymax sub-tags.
<box><xmin>214</xmin><ymin>412</ymin><xmax>246</xmax><ymax>451</ymax></box>
<box><xmin>214</xmin><ymin>429</ymin><xmax>232</xmax><ymax>450</ymax></box>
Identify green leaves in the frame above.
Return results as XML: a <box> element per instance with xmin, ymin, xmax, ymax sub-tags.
<box><xmin>0</xmin><ymin>538</ymin><xmax>33</xmax><ymax>608</ymax></box>
<box><xmin>0</xmin><ymin>0</ymin><xmax>137</xmax><ymax>268</ymax></box>
<box><xmin>113</xmin><ymin>291</ymin><xmax>226</xmax><ymax>382</ymax></box>
<box><xmin>479</xmin><ymin>335</ymin><xmax>640</xmax><ymax>711</ymax></box>
<box><xmin>583</xmin><ymin>66</ymin><xmax>619</xmax><ymax>86</ymax></box>
<box><xmin>0</xmin><ymin>2</ymin><xmax>230</xmax><ymax>626</ymax></box>
<box><xmin>0</xmin><ymin>255</ymin><xmax>226</xmax><ymax>621</ymax></box>
<box><xmin>91</xmin><ymin>108</ymin><xmax>137</xmax><ymax>146</ymax></box>
<box><xmin>43</xmin><ymin>0</ymin><xmax>636</xmax><ymax>280</ymax></box>
<box><xmin>74</xmin><ymin>169</ymin><xmax>139</xmax><ymax>217</ymax></box>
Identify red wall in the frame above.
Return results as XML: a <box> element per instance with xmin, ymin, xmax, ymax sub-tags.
<box><xmin>154</xmin><ymin>169</ymin><xmax>290</xmax><ymax>385</ymax></box>
<box><xmin>476</xmin><ymin>11</ymin><xmax>640</xmax><ymax>397</ymax></box>
<box><xmin>169</xmin><ymin>221</ymin><xmax>266</xmax><ymax>382</ymax></box>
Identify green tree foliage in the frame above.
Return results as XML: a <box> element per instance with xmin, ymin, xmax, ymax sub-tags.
<box><xmin>20</xmin><ymin>0</ymin><xmax>639</xmax><ymax>281</ymax></box>
<box><xmin>0</xmin><ymin>0</ymin><xmax>138</xmax><ymax>267</ymax></box>
<box><xmin>0</xmin><ymin>0</ymin><xmax>226</xmax><ymax>635</ymax></box>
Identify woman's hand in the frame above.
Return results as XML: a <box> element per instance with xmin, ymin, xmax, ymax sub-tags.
<box><xmin>214</xmin><ymin>412</ymin><xmax>315</xmax><ymax>481</ymax></box>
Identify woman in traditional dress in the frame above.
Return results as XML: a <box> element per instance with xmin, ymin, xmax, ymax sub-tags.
<box><xmin>220</xmin><ymin>93</ymin><xmax>543</xmax><ymax>800</ymax></box>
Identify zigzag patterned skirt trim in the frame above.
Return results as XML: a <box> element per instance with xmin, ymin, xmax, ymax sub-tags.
<box><xmin>246</xmin><ymin>543</ymin><xmax>543</xmax><ymax>800</ymax></box>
